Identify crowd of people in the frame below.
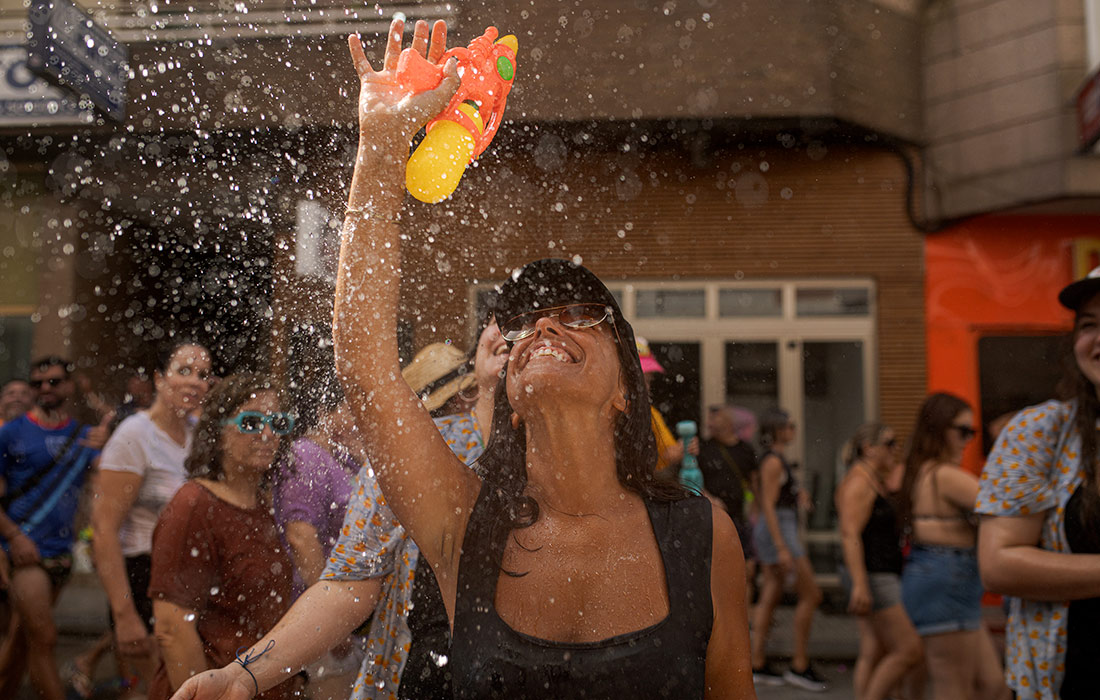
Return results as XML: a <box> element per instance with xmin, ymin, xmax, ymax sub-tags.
<box><xmin>1</xmin><ymin>17</ymin><xmax>1098</xmax><ymax>700</ymax></box>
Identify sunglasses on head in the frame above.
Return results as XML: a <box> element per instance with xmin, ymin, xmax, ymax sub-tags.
<box><xmin>951</xmin><ymin>424</ymin><xmax>977</xmax><ymax>440</ymax></box>
<box><xmin>29</xmin><ymin>377</ymin><xmax>66</xmax><ymax>389</ymax></box>
<box><xmin>500</xmin><ymin>303</ymin><xmax>613</xmax><ymax>343</ymax></box>
<box><xmin>222</xmin><ymin>411</ymin><xmax>295</xmax><ymax>435</ymax></box>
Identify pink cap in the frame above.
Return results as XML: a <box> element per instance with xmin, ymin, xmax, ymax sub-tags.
<box><xmin>636</xmin><ymin>337</ymin><xmax>665</xmax><ymax>374</ymax></box>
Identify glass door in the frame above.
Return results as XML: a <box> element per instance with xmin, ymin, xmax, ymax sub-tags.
<box><xmin>799</xmin><ymin>340</ymin><xmax>866</xmax><ymax>531</ymax></box>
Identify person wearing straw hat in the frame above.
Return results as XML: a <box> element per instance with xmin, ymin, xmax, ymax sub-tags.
<box><xmin>169</xmin><ymin>319</ymin><xmax>508</xmax><ymax>700</ymax></box>
<box><xmin>403</xmin><ymin>342</ymin><xmax>476</xmax><ymax>415</ymax></box>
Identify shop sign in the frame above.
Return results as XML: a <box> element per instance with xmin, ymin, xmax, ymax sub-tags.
<box><xmin>26</xmin><ymin>0</ymin><xmax>128</xmax><ymax>122</ymax></box>
<box><xmin>0</xmin><ymin>45</ymin><xmax>92</xmax><ymax>125</ymax></box>
<box><xmin>1078</xmin><ymin>66</ymin><xmax>1100</xmax><ymax>151</ymax></box>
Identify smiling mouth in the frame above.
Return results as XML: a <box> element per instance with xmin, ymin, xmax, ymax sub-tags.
<box><xmin>529</xmin><ymin>345</ymin><xmax>573</xmax><ymax>363</ymax></box>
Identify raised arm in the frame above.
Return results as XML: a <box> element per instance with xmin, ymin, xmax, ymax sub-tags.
<box><xmin>333</xmin><ymin>18</ymin><xmax>479</xmax><ymax>598</ymax></box>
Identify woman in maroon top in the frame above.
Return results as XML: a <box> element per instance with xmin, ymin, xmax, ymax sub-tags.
<box><xmin>148</xmin><ymin>373</ymin><xmax>299</xmax><ymax>700</ymax></box>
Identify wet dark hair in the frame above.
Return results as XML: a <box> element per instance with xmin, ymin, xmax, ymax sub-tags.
<box><xmin>31</xmin><ymin>356</ymin><xmax>72</xmax><ymax>378</ymax></box>
<box><xmin>154</xmin><ymin>339</ymin><xmax>209</xmax><ymax>376</ymax></box>
<box><xmin>476</xmin><ymin>260</ymin><xmax>684</xmax><ymax>531</ymax></box>
<box><xmin>185</xmin><ymin>372</ymin><xmax>286</xmax><ymax>482</ymax></box>
<box><xmin>898</xmin><ymin>392</ymin><xmax>971</xmax><ymax>531</ymax></box>
<box><xmin>1059</xmin><ymin>320</ymin><xmax>1100</xmax><ymax>545</ymax></box>
<box><xmin>758</xmin><ymin>408</ymin><xmax>791</xmax><ymax>449</ymax></box>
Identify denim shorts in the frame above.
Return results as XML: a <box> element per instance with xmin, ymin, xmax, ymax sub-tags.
<box><xmin>901</xmin><ymin>544</ymin><xmax>983</xmax><ymax>636</ymax></box>
<box><xmin>752</xmin><ymin>508</ymin><xmax>804</xmax><ymax>564</ymax></box>
<box><xmin>838</xmin><ymin>566</ymin><xmax>903</xmax><ymax>612</ymax></box>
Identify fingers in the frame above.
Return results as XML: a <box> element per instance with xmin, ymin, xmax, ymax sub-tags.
<box><xmin>440</xmin><ymin>56</ymin><xmax>460</xmax><ymax>88</ymax></box>
<box><xmin>427</xmin><ymin>20</ymin><xmax>447</xmax><ymax>63</ymax></box>
<box><xmin>347</xmin><ymin>34</ymin><xmax>373</xmax><ymax>78</ymax></box>
<box><xmin>410</xmin><ymin>19</ymin><xmax>429</xmax><ymax>58</ymax></box>
<box><xmin>382</xmin><ymin>17</ymin><xmax>403</xmax><ymax>72</ymax></box>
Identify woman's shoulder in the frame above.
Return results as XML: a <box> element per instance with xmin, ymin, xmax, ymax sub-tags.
<box><xmin>1003</xmin><ymin>399</ymin><xmax>1075</xmax><ymax>435</ymax></box>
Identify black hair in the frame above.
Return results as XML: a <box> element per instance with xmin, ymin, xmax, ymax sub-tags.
<box><xmin>476</xmin><ymin>295</ymin><xmax>684</xmax><ymax>534</ymax></box>
<box><xmin>758</xmin><ymin>408</ymin><xmax>791</xmax><ymax>449</ymax></box>
<box><xmin>154</xmin><ymin>339</ymin><xmax>209</xmax><ymax>376</ymax></box>
<box><xmin>31</xmin><ymin>356</ymin><xmax>72</xmax><ymax>377</ymax></box>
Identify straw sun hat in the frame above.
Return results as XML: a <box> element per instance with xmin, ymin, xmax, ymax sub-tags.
<box><xmin>402</xmin><ymin>342</ymin><xmax>476</xmax><ymax>412</ymax></box>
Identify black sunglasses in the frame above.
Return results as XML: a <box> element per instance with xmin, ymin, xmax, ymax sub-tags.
<box><xmin>951</xmin><ymin>425</ymin><xmax>977</xmax><ymax>440</ymax></box>
<box><xmin>29</xmin><ymin>377</ymin><xmax>66</xmax><ymax>389</ymax></box>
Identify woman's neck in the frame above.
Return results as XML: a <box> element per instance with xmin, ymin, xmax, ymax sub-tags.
<box><xmin>857</xmin><ymin>457</ymin><xmax>890</xmax><ymax>482</ymax></box>
<box><xmin>209</xmin><ymin>465</ymin><xmax>264</xmax><ymax>509</ymax></box>
<box><xmin>146</xmin><ymin>399</ymin><xmax>190</xmax><ymax>444</ymax></box>
<box><xmin>521</xmin><ymin>403</ymin><xmax>627</xmax><ymax>515</ymax></box>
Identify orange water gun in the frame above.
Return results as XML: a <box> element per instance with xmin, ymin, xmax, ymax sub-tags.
<box><xmin>396</xmin><ymin>26</ymin><xmax>518</xmax><ymax>203</ymax></box>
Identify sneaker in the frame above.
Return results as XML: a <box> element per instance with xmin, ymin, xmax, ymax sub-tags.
<box><xmin>783</xmin><ymin>664</ymin><xmax>828</xmax><ymax>692</ymax></box>
<box><xmin>752</xmin><ymin>662</ymin><xmax>786</xmax><ymax>687</ymax></box>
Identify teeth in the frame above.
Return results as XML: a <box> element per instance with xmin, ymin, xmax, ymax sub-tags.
<box><xmin>530</xmin><ymin>346</ymin><xmax>570</xmax><ymax>363</ymax></box>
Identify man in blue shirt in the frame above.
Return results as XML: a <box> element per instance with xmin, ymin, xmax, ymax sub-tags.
<box><xmin>0</xmin><ymin>357</ymin><xmax>110</xmax><ymax>700</ymax></box>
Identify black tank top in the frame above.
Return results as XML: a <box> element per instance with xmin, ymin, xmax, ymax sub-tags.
<box><xmin>862</xmin><ymin>494</ymin><xmax>903</xmax><ymax>574</ymax></box>
<box><xmin>762</xmin><ymin>451</ymin><xmax>800</xmax><ymax>510</ymax></box>
<box><xmin>450</xmin><ymin>483</ymin><xmax>713</xmax><ymax>699</ymax></box>
<box><xmin>1060</xmin><ymin>484</ymin><xmax>1100</xmax><ymax>699</ymax></box>
<box><xmin>397</xmin><ymin>556</ymin><xmax>452</xmax><ymax>699</ymax></box>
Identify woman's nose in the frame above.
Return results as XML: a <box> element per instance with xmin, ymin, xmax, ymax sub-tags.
<box><xmin>533</xmin><ymin>312</ymin><xmax>564</xmax><ymax>335</ymax></box>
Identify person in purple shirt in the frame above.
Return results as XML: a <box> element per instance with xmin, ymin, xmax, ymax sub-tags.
<box><xmin>273</xmin><ymin>384</ymin><xmax>365</xmax><ymax>700</ymax></box>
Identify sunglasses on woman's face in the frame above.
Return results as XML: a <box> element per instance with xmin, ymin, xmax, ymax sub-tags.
<box><xmin>222</xmin><ymin>411</ymin><xmax>295</xmax><ymax>435</ymax></box>
<box><xmin>950</xmin><ymin>424</ymin><xmax>977</xmax><ymax>441</ymax></box>
<box><xmin>500</xmin><ymin>303</ymin><xmax>613</xmax><ymax>343</ymax></box>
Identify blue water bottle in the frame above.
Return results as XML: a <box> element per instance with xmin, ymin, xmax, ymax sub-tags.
<box><xmin>676</xmin><ymin>420</ymin><xmax>703</xmax><ymax>495</ymax></box>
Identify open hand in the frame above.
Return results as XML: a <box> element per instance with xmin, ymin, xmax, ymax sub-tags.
<box><xmin>348</xmin><ymin>18</ymin><xmax>459</xmax><ymax>144</ymax></box>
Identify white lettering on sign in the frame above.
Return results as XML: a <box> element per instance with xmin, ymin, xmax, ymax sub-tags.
<box><xmin>0</xmin><ymin>45</ymin><xmax>92</xmax><ymax>125</ymax></box>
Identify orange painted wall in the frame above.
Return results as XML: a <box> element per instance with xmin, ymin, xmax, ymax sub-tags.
<box><xmin>925</xmin><ymin>215</ymin><xmax>1099</xmax><ymax>472</ymax></box>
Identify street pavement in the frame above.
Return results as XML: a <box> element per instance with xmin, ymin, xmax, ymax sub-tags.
<box><xmin>28</xmin><ymin>573</ymin><xmax>866</xmax><ymax>699</ymax></box>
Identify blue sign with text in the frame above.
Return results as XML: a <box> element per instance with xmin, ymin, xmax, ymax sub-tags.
<box><xmin>26</xmin><ymin>0</ymin><xmax>129</xmax><ymax>122</ymax></box>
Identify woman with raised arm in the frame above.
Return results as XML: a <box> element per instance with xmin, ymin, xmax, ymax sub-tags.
<box><xmin>976</xmin><ymin>267</ymin><xmax>1100</xmax><ymax>700</ymax></box>
<box><xmin>329</xmin><ymin>17</ymin><xmax>753</xmax><ymax>699</ymax></box>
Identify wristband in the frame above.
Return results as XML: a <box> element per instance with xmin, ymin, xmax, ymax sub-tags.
<box><xmin>233</xmin><ymin>639</ymin><xmax>275</xmax><ymax>698</ymax></box>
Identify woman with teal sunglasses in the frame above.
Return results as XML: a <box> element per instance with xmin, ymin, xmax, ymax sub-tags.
<box><xmin>146</xmin><ymin>374</ymin><xmax>301</xmax><ymax>700</ymax></box>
